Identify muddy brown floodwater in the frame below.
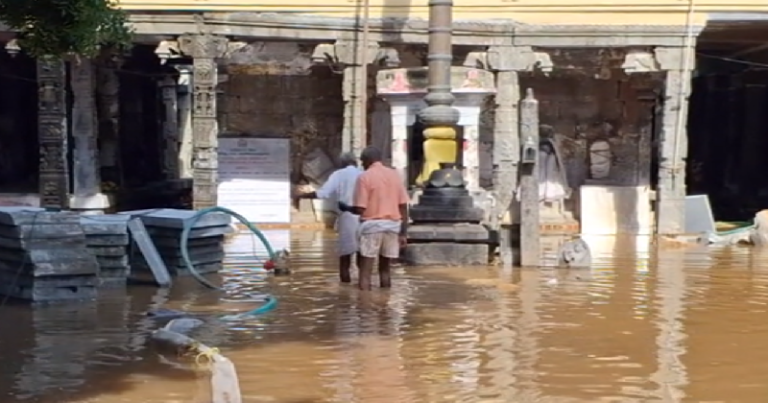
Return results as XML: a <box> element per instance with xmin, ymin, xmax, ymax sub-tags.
<box><xmin>1</xmin><ymin>231</ymin><xmax>768</xmax><ymax>402</ymax></box>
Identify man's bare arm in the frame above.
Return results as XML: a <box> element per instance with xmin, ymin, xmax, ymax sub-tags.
<box><xmin>399</xmin><ymin>204</ymin><xmax>408</xmax><ymax>236</ymax></box>
<box><xmin>352</xmin><ymin>176</ymin><xmax>367</xmax><ymax>217</ymax></box>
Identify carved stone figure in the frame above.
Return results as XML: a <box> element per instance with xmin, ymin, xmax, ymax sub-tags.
<box><xmin>589</xmin><ymin>140</ymin><xmax>612</xmax><ymax>180</ymax></box>
<box><xmin>558</xmin><ymin>237</ymin><xmax>592</xmax><ymax>268</ymax></box>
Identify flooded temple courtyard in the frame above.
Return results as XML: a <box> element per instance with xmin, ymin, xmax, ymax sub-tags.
<box><xmin>1</xmin><ymin>230</ymin><xmax>767</xmax><ymax>402</ymax></box>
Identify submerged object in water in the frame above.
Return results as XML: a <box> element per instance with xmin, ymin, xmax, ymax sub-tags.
<box><xmin>558</xmin><ymin>237</ymin><xmax>592</xmax><ymax>268</ymax></box>
<box><xmin>164</xmin><ymin>318</ymin><xmax>205</xmax><ymax>335</ymax></box>
<box><xmin>264</xmin><ymin>248</ymin><xmax>292</xmax><ymax>276</ymax></box>
<box><xmin>147</xmin><ymin>308</ymin><xmax>189</xmax><ymax>319</ymax></box>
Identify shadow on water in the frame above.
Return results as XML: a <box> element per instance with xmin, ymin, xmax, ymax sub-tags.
<box><xmin>4</xmin><ymin>231</ymin><xmax>768</xmax><ymax>401</ymax></box>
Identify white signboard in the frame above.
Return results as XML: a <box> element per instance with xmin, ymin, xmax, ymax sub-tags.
<box><xmin>217</xmin><ymin>138</ymin><xmax>291</xmax><ymax>223</ymax></box>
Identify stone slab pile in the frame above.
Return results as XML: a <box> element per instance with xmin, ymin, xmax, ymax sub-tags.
<box><xmin>0</xmin><ymin>208</ymin><xmax>100</xmax><ymax>302</ymax></box>
<box><xmin>80</xmin><ymin>215</ymin><xmax>131</xmax><ymax>287</ymax></box>
<box><xmin>120</xmin><ymin>209</ymin><xmax>232</xmax><ymax>278</ymax></box>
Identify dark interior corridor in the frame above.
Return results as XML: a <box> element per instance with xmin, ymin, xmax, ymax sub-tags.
<box><xmin>689</xmin><ymin>21</ymin><xmax>768</xmax><ymax>221</ymax></box>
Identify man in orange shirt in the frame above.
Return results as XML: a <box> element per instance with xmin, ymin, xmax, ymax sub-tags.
<box><xmin>352</xmin><ymin>146</ymin><xmax>409</xmax><ymax>290</ymax></box>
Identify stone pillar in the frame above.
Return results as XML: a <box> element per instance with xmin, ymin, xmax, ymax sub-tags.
<box><xmin>95</xmin><ymin>51</ymin><xmax>122</xmax><ymax>185</ymax></box>
<box><xmin>491</xmin><ymin>70</ymin><xmax>520</xmax><ymax>265</ymax></box>
<box><xmin>320</xmin><ymin>41</ymin><xmax>387</xmax><ymax>156</ymax></box>
<box><xmin>653</xmin><ymin>47</ymin><xmax>691</xmax><ymax>235</ymax></box>
<box><xmin>518</xmin><ymin>89</ymin><xmax>540</xmax><ymax>266</ymax></box>
<box><xmin>159</xmin><ymin>76</ymin><xmax>179</xmax><ymax>179</ymax></box>
<box><xmin>178</xmin><ymin>35</ymin><xmax>228</xmax><ymax>210</ymax></box>
<box><xmin>484</xmin><ymin>45</ymin><xmax>552</xmax><ymax>266</ymax></box>
<box><xmin>70</xmin><ymin>59</ymin><xmax>108</xmax><ymax>213</ymax></box>
<box><xmin>175</xmin><ymin>65</ymin><xmax>193</xmax><ymax>179</ymax></box>
<box><xmin>341</xmin><ymin>61</ymin><xmax>368</xmax><ymax>155</ymax></box>
<box><xmin>37</xmin><ymin>57</ymin><xmax>69</xmax><ymax>209</ymax></box>
<box><xmin>370</xmin><ymin>99</ymin><xmax>392</xmax><ymax>164</ymax></box>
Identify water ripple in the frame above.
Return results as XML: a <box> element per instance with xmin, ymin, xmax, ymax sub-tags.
<box><xmin>3</xmin><ymin>233</ymin><xmax>768</xmax><ymax>402</ymax></box>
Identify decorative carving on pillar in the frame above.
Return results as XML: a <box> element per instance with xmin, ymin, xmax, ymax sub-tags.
<box><xmin>155</xmin><ymin>40</ymin><xmax>181</xmax><ymax>64</ymax></box>
<box><xmin>472</xmin><ymin>46</ymin><xmax>554</xmax><ymax>74</ymax></box>
<box><xmin>37</xmin><ymin>57</ymin><xmax>69</xmax><ymax>209</ymax></box>
<box><xmin>178</xmin><ymin>34</ymin><xmax>229</xmax><ymax>210</ymax></box>
<box><xmin>312</xmin><ymin>41</ymin><xmax>400</xmax><ymax>156</ymax></box>
<box><xmin>621</xmin><ymin>50</ymin><xmax>660</xmax><ymax>74</ymax></box>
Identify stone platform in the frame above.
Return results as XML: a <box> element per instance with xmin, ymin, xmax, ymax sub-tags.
<box><xmin>404</xmin><ymin>164</ymin><xmax>491</xmax><ymax>266</ymax></box>
<box><xmin>0</xmin><ymin>208</ymin><xmax>99</xmax><ymax>302</ymax></box>
<box><xmin>120</xmin><ymin>209</ymin><xmax>232</xmax><ymax>279</ymax></box>
<box><xmin>405</xmin><ymin>224</ymin><xmax>489</xmax><ymax>266</ymax></box>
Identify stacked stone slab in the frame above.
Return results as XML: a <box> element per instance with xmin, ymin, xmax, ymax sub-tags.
<box><xmin>121</xmin><ymin>209</ymin><xmax>232</xmax><ymax>278</ymax></box>
<box><xmin>405</xmin><ymin>164</ymin><xmax>490</xmax><ymax>266</ymax></box>
<box><xmin>80</xmin><ymin>215</ymin><xmax>131</xmax><ymax>287</ymax></box>
<box><xmin>0</xmin><ymin>208</ymin><xmax>100</xmax><ymax>302</ymax></box>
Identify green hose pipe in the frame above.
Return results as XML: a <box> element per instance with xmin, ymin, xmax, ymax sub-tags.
<box><xmin>180</xmin><ymin>206</ymin><xmax>276</xmax><ymax>290</ymax></box>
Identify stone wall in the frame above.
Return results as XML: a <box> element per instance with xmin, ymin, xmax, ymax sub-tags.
<box><xmin>216</xmin><ymin>48</ymin><xmax>657</xmax><ymax>199</ymax></box>
<box><xmin>479</xmin><ymin>72</ymin><xmax>656</xmax><ymax>187</ymax></box>
<box><xmin>217</xmin><ymin>67</ymin><xmax>345</xmax><ymax>183</ymax></box>
<box><xmin>217</xmin><ymin>43</ymin><xmax>426</xmax><ymax>186</ymax></box>
<box><xmin>479</xmin><ymin>70</ymin><xmax>658</xmax><ymax>223</ymax></box>
<box><xmin>519</xmin><ymin>71</ymin><xmax>656</xmax><ymax>190</ymax></box>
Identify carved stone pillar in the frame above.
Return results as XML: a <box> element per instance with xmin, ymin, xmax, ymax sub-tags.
<box><xmin>37</xmin><ymin>58</ymin><xmax>69</xmax><ymax>209</ymax></box>
<box><xmin>341</xmin><ymin>64</ymin><xmax>366</xmax><ymax>154</ymax></box>
<box><xmin>480</xmin><ymin>46</ymin><xmax>553</xmax><ymax>266</ymax></box>
<box><xmin>159</xmin><ymin>76</ymin><xmax>179</xmax><ymax>179</ymax></box>
<box><xmin>654</xmin><ymin>47</ymin><xmax>691</xmax><ymax>235</ymax></box>
<box><xmin>95</xmin><ymin>51</ymin><xmax>122</xmax><ymax>184</ymax></box>
<box><xmin>70</xmin><ymin>59</ymin><xmax>109</xmax><ymax>212</ymax></box>
<box><xmin>491</xmin><ymin>70</ymin><xmax>519</xmax><ymax>265</ymax></box>
<box><xmin>178</xmin><ymin>35</ymin><xmax>228</xmax><ymax>210</ymax></box>
<box><xmin>175</xmin><ymin>65</ymin><xmax>193</xmax><ymax>179</ymax></box>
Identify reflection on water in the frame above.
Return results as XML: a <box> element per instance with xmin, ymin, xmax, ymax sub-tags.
<box><xmin>2</xmin><ymin>231</ymin><xmax>768</xmax><ymax>401</ymax></box>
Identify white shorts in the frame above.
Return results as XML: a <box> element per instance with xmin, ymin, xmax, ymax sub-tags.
<box><xmin>359</xmin><ymin>232</ymin><xmax>400</xmax><ymax>259</ymax></box>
